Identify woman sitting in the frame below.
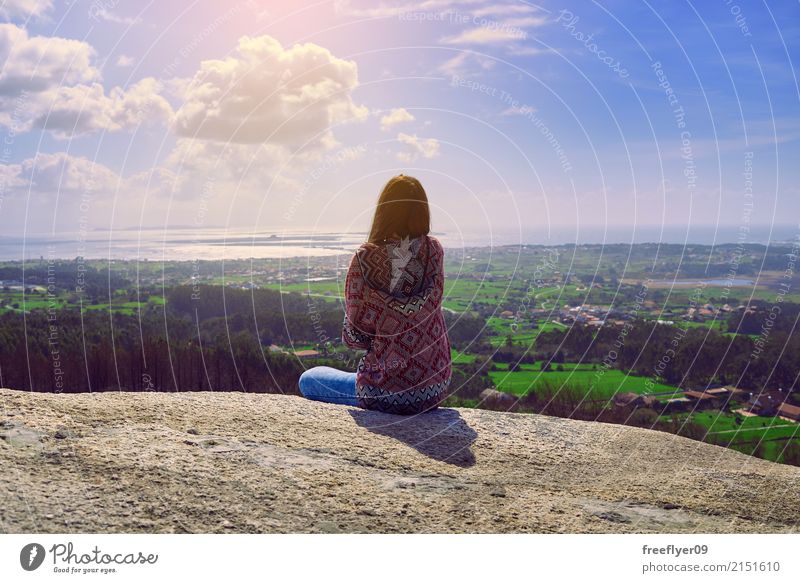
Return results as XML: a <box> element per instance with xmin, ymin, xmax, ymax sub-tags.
<box><xmin>298</xmin><ymin>174</ymin><xmax>452</xmax><ymax>415</ymax></box>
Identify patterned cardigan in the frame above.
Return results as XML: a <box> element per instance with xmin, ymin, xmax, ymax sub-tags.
<box><xmin>342</xmin><ymin>235</ymin><xmax>452</xmax><ymax>415</ymax></box>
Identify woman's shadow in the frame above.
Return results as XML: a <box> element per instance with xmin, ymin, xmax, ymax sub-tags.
<box><xmin>348</xmin><ymin>407</ymin><xmax>477</xmax><ymax>467</ymax></box>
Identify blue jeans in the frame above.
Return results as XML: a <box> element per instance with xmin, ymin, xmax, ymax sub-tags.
<box><xmin>298</xmin><ymin>366</ymin><xmax>359</xmax><ymax>407</ymax></box>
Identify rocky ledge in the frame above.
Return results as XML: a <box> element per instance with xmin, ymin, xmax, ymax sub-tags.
<box><xmin>1</xmin><ymin>388</ymin><xmax>798</xmax><ymax>533</ymax></box>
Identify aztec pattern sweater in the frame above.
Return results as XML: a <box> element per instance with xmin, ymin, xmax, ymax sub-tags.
<box><xmin>342</xmin><ymin>235</ymin><xmax>452</xmax><ymax>415</ymax></box>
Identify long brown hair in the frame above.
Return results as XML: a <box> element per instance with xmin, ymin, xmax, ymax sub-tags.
<box><xmin>367</xmin><ymin>175</ymin><xmax>430</xmax><ymax>244</ymax></box>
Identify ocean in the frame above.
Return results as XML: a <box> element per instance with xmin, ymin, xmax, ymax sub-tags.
<box><xmin>0</xmin><ymin>224</ymin><xmax>796</xmax><ymax>261</ymax></box>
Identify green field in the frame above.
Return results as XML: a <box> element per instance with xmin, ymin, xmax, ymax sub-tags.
<box><xmin>0</xmin><ymin>290</ymin><xmax>166</xmax><ymax>315</ymax></box>
<box><xmin>663</xmin><ymin>410</ymin><xmax>800</xmax><ymax>462</ymax></box>
<box><xmin>488</xmin><ymin>362</ymin><xmax>681</xmax><ymax>399</ymax></box>
<box><xmin>272</xmin><ymin>281</ymin><xmax>343</xmax><ymax>296</ymax></box>
<box><xmin>485</xmin><ymin>315</ymin><xmax>567</xmax><ymax>347</ymax></box>
<box><xmin>451</xmin><ymin>350</ymin><xmax>476</xmax><ymax>364</ymax></box>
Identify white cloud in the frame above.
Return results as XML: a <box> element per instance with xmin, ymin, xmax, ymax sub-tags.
<box><xmin>0</xmin><ymin>31</ymin><xmax>371</xmax><ymax>226</ymax></box>
<box><xmin>471</xmin><ymin>4</ymin><xmax>540</xmax><ymax>18</ymax></box>
<box><xmin>441</xmin><ymin>26</ymin><xmax>527</xmax><ymax>45</ymax></box>
<box><xmin>128</xmin><ymin>134</ymin><xmax>348</xmax><ymax>203</ymax></box>
<box><xmin>334</xmin><ymin>0</ymin><xmax>479</xmax><ymax>18</ymax></box>
<box><xmin>0</xmin><ymin>0</ymin><xmax>51</xmax><ymax>20</ymax></box>
<box><xmin>438</xmin><ymin>4</ymin><xmax>546</xmax><ymax>50</ymax></box>
<box><xmin>0</xmin><ymin>24</ymin><xmax>99</xmax><ymax>95</ymax></box>
<box><xmin>500</xmin><ymin>104</ymin><xmax>536</xmax><ymax>116</ymax></box>
<box><xmin>0</xmin><ymin>145</ymin><xmax>250</xmax><ymax>204</ymax></box>
<box><xmin>397</xmin><ymin>132</ymin><xmax>440</xmax><ymax>161</ymax></box>
<box><xmin>172</xmin><ymin>34</ymin><xmax>368</xmax><ymax>147</ymax></box>
<box><xmin>502</xmin><ymin>16</ymin><xmax>547</xmax><ymax>28</ymax></box>
<box><xmin>115</xmin><ymin>54</ymin><xmax>135</xmax><ymax>67</ymax></box>
<box><xmin>506</xmin><ymin>45</ymin><xmax>550</xmax><ymax>57</ymax></box>
<box><xmin>0</xmin><ymin>25</ymin><xmax>171</xmax><ymax>137</ymax></box>
<box><xmin>380</xmin><ymin>107</ymin><xmax>414</xmax><ymax>130</ymax></box>
<box><xmin>0</xmin><ymin>160</ymin><xmax>26</xmax><ymax>189</ymax></box>
<box><xmin>88</xmin><ymin>7</ymin><xmax>142</xmax><ymax>25</ymax></box>
<box><xmin>149</xmin><ymin>131</ymin><xmax>369</xmax><ymax>202</ymax></box>
<box><xmin>11</xmin><ymin>78</ymin><xmax>173</xmax><ymax>138</ymax></box>
<box><xmin>147</xmin><ymin>138</ymin><xmax>290</xmax><ymax>199</ymax></box>
<box><xmin>0</xmin><ymin>142</ymin><xmax>273</xmax><ymax>203</ymax></box>
<box><xmin>437</xmin><ymin>52</ymin><xmax>496</xmax><ymax>77</ymax></box>
<box><xmin>0</xmin><ymin>152</ymin><xmax>121</xmax><ymax>196</ymax></box>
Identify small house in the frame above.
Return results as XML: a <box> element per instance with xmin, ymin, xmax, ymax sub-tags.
<box><xmin>661</xmin><ymin>397</ymin><xmax>691</xmax><ymax>414</ymax></box>
<box><xmin>747</xmin><ymin>394</ymin><xmax>778</xmax><ymax>416</ymax></box>
<box><xmin>683</xmin><ymin>390</ymin><xmax>721</xmax><ymax>410</ymax></box>
<box><xmin>777</xmin><ymin>403</ymin><xmax>800</xmax><ymax>422</ymax></box>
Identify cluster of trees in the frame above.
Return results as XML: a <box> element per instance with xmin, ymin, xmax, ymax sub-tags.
<box><xmin>442</xmin><ymin>311</ymin><xmax>487</xmax><ymax>348</ymax></box>
<box><xmin>505</xmin><ymin>312</ymin><xmax>800</xmax><ymax>393</ymax></box>
<box><xmin>0</xmin><ymin>262</ymin><xmax>129</xmax><ymax>302</ymax></box>
<box><xmin>649</xmin><ymin>243</ymin><xmax>793</xmax><ymax>277</ymax></box>
<box><xmin>0</xmin><ymin>289</ymin><xmax>323</xmax><ymax>393</ymax></box>
<box><xmin>4</xmin><ymin>275</ymin><xmax>800</xmax><ymax>402</ymax></box>
<box><xmin>167</xmin><ymin>285</ymin><xmax>343</xmax><ymax>346</ymax></box>
<box><xmin>442</xmin><ymin>357</ymin><xmax>495</xmax><ymax>404</ymax></box>
<box><xmin>0</xmin><ymin>284</ymin><xmax>494</xmax><ymax>395</ymax></box>
<box><xmin>727</xmin><ymin>302</ymin><xmax>800</xmax><ymax>335</ymax></box>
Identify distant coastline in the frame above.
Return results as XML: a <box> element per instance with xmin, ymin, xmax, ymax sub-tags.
<box><xmin>0</xmin><ymin>224</ymin><xmax>796</xmax><ymax>261</ymax></box>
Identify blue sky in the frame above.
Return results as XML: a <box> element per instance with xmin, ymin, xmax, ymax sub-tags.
<box><xmin>0</xmin><ymin>0</ymin><xmax>798</xmax><ymax>244</ymax></box>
